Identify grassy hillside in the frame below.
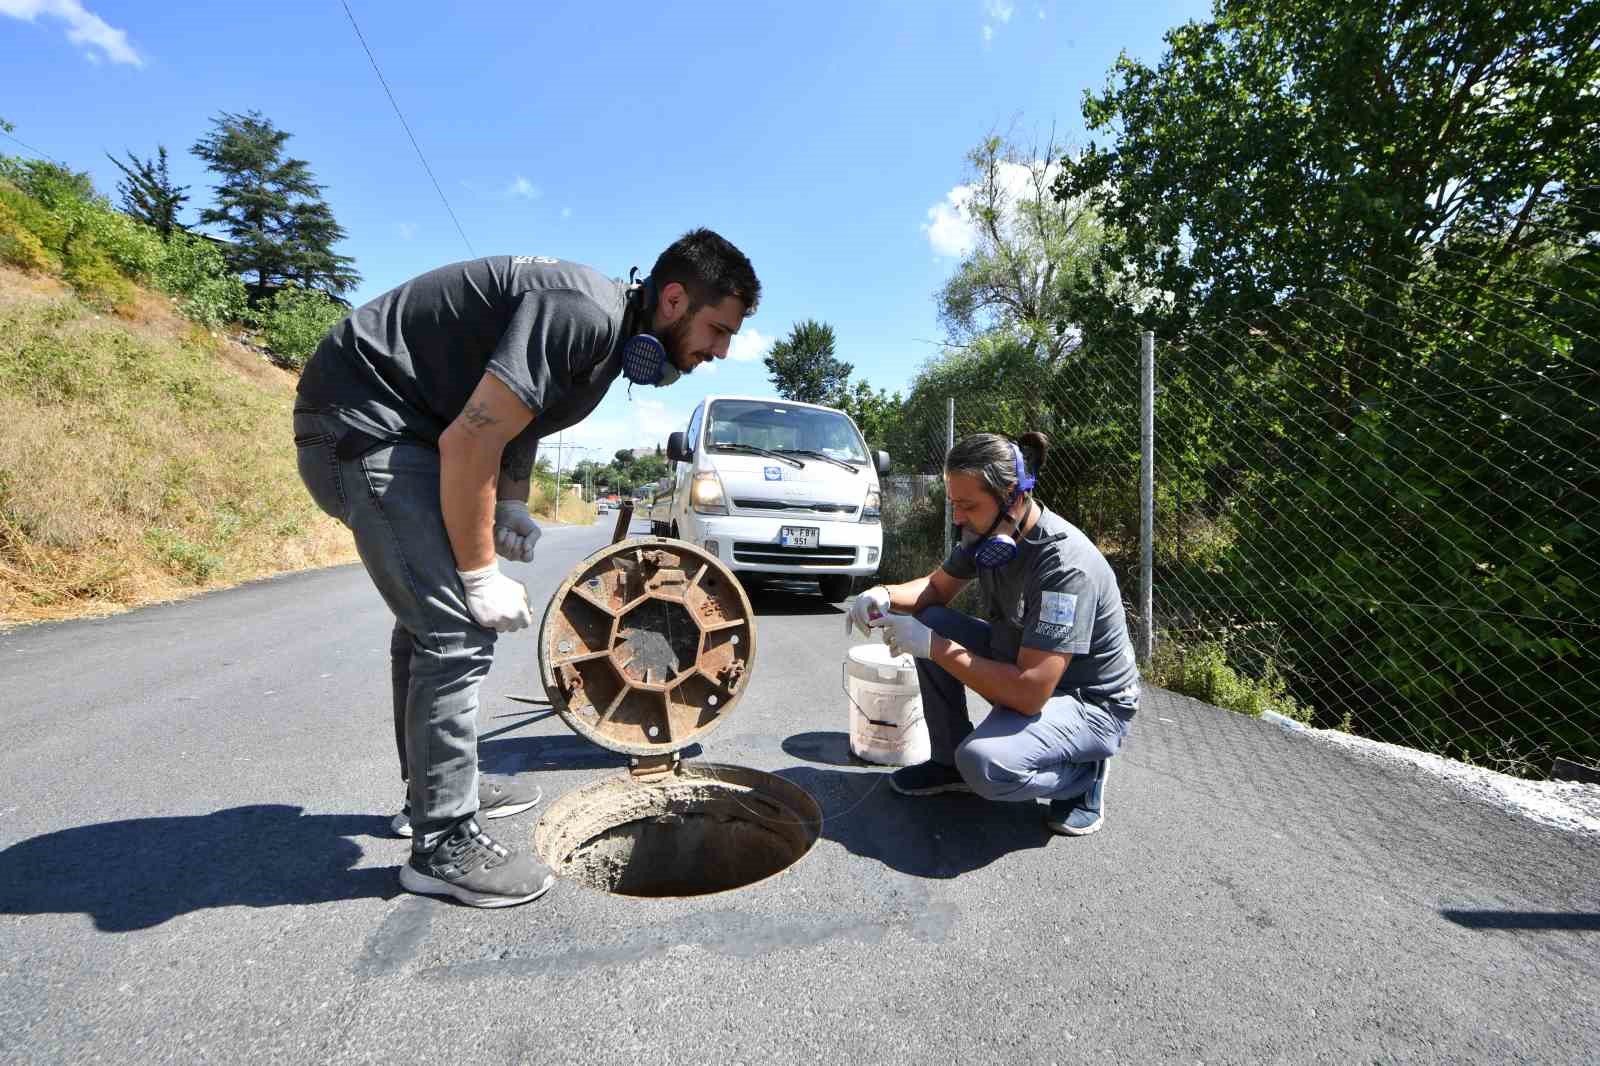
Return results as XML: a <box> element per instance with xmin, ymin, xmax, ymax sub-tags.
<box><xmin>0</xmin><ymin>265</ymin><xmax>356</xmax><ymax>624</ymax></box>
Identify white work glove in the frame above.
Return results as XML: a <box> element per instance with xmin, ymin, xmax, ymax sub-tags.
<box><xmin>881</xmin><ymin>612</ymin><xmax>934</xmax><ymax>660</ymax></box>
<box><xmin>845</xmin><ymin>585</ymin><xmax>892</xmax><ymax>637</ymax></box>
<box><xmin>457</xmin><ymin>562</ymin><xmax>532</xmax><ymax>633</ymax></box>
<box><xmin>493</xmin><ymin>501</ymin><xmax>542</xmax><ymax>563</ymax></box>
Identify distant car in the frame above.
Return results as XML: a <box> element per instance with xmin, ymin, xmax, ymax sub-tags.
<box><xmin>596</xmin><ymin>501</ymin><xmax>611</xmax><ymax>514</ymax></box>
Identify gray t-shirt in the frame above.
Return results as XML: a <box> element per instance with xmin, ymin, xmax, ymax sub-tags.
<box><xmin>942</xmin><ymin>505</ymin><xmax>1140</xmax><ymax>713</ymax></box>
<box><xmin>295</xmin><ymin>255</ymin><xmax>629</xmax><ymax>479</ymax></box>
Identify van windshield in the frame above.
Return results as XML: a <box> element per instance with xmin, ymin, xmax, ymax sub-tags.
<box><xmin>705</xmin><ymin>400</ymin><xmax>868</xmax><ymax>463</ymax></box>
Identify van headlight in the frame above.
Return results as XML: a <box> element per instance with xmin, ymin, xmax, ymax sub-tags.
<box><xmin>862</xmin><ymin>489</ymin><xmax>881</xmax><ymax>522</ymax></box>
<box><xmin>690</xmin><ymin>471</ymin><xmax>728</xmax><ymax>515</ymax></box>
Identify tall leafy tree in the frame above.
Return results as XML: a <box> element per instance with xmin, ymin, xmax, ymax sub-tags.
<box><xmin>763</xmin><ymin>319</ymin><xmax>852</xmax><ymax>405</ymax></box>
<box><xmin>105</xmin><ymin>146</ymin><xmax>189</xmax><ymax>237</ymax></box>
<box><xmin>938</xmin><ymin>133</ymin><xmax>1118</xmax><ymax>364</ymax></box>
<box><xmin>190</xmin><ymin>110</ymin><xmax>359</xmax><ymax>302</ymax></box>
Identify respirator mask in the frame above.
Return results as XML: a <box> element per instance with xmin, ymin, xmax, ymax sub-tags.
<box><xmin>619</xmin><ymin>269</ymin><xmax>681</xmax><ymax>388</ymax></box>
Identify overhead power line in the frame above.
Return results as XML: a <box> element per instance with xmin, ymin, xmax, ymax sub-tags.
<box><xmin>339</xmin><ymin>0</ymin><xmax>476</xmax><ymax>258</ymax></box>
<box><xmin>0</xmin><ymin>128</ymin><xmax>66</xmax><ymax>166</ymax></box>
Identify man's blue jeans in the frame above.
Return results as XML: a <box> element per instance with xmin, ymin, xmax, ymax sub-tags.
<box><xmin>914</xmin><ymin>606</ymin><xmax>1133</xmax><ymax>802</ymax></box>
<box><xmin>294</xmin><ymin>409</ymin><xmax>491</xmax><ymax>847</ymax></box>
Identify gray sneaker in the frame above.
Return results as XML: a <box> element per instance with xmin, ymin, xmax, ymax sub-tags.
<box><xmin>889</xmin><ymin>760</ymin><xmax>973</xmax><ymax>796</ymax></box>
<box><xmin>399</xmin><ymin>817</ymin><xmax>556</xmax><ymax>908</ymax></box>
<box><xmin>1046</xmin><ymin>760</ymin><xmax>1108</xmax><ymax>836</ymax></box>
<box><xmin>390</xmin><ymin>774</ymin><xmax>544</xmax><ymax>838</ymax></box>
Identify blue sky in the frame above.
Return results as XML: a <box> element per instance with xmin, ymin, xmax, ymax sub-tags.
<box><xmin>1</xmin><ymin>0</ymin><xmax>1210</xmax><ymax>463</ymax></box>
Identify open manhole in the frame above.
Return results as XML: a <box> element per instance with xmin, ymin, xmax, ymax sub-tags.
<box><xmin>536</xmin><ymin>537</ymin><xmax>820</xmax><ymax>897</ymax></box>
<box><xmin>533</xmin><ymin>762</ymin><xmax>822</xmax><ymax>897</ymax></box>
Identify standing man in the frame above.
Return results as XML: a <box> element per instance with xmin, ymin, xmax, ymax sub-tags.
<box><xmin>293</xmin><ymin>230</ymin><xmax>761</xmax><ymax>907</ymax></box>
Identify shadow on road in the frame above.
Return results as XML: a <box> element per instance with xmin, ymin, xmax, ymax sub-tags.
<box><xmin>777</xmin><ymin>758</ymin><xmax>1053</xmax><ymax>879</ymax></box>
<box><xmin>479</xmin><ymin>734</ymin><xmax>702</xmax><ymax>773</ymax></box>
<box><xmin>742</xmin><ymin>578</ymin><xmax>848</xmax><ymax>617</ymax></box>
<box><xmin>782</xmin><ymin>729</ymin><xmax>872</xmax><ymax>768</ymax></box>
<box><xmin>1441</xmin><ymin>909</ymin><xmax>1600</xmax><ymax>931</ymax></box>
<box><xmin>0</xmin><ymin>806</ymin><xmax>397</xmax><ymax>932</ymax></box>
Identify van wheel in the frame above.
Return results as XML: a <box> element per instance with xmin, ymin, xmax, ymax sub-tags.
<box><xmin>818</xmin><ymin>575</ymin><xmax>852</xmax><ymax>603</ymax></box>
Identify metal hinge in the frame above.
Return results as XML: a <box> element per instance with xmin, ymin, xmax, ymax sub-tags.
<box><xmin>628</xmin><ymin>752</ymin><xmax>681</xmax><ymax>779</ymax></box>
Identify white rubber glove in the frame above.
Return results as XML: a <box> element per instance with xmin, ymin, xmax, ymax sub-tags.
<box><xmin>493</xmin><ymin>501</ymin><xmax>542</xmax><ymax>563</ymax></box>
<box><xmin>845</xmin><ymin>585</ymin><xmax>892</xmax><ymax>637</ymax></box>
<box><xmin>881</xmin><ymin>612</ymin><xmax>934</xmax><ymax>660</ymax></box>
<box><xmin>457</xmin><ymin>562</ymin><xmax>532</xmax><ymax>633</ymax></box>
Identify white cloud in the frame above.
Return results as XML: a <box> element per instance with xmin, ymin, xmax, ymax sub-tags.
<box><xmin>728</xmin><ymin>326</ymin><xmax>773</xmax><ymax>363</ymax></box>
<box><xmin>981</xmin><ymin>24</ymin><xmax>993</xmax><ymax>43</ymax></box>
<box><xmin>560</xmin><ymin>207</ymin><xmax>572</xmax><ymax>219</ymax></box>
<box><xmin>984</xmin><ymin>0</ymin><xmax>1014</xmax><ymax>22</ymax></box>
<box><xmin>0</xmin><ymin>0</ymin><xmax>143</xmax><ymax>65</ymax></box>
<box><xmin>506</xmin><ymin>176</ymin><xmax>541</xmax><ymax>200</ymax></box>
<box><xmin>396</xmin><ymin>222</ymin><xmax>417</xmax><ymax>240</ymax></box>
<box><xmin>922</xmin><ymin>156</ymin><xmax>1062</xmax><ymax>258</ymax></box>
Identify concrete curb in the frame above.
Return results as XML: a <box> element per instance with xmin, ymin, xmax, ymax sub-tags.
<box><xmin>1260</xmin><ymin>708</ymin><xmax>1311</xmax><ymax>732</ymax></box>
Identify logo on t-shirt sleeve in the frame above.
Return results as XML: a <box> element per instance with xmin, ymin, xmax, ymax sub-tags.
<box><xmin>1040</xmin><ymin>591</ymin><xmax>1077</xmax><ymax>628</ymax></box>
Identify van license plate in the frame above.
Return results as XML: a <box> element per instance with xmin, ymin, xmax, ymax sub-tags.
<box><xmin>780</xmin><ymin>526</ymin><xmax>819</xmax><ymax>548</ymax></box>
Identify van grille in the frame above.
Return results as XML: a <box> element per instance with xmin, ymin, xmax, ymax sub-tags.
<box><xmin>732</xmin><ymin>542</ymin><xmax>859</xmax><ymax>567</ymax></box>
<box><xmin>731</xmin><ymin>498</ymin><xmax>858</xmax><ymax>515</ymax></box>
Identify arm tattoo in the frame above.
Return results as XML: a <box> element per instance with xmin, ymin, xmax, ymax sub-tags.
<box><xmin>462</xmin><ymin>401</ymin><xmax>498</xmax><ymax>430</ymax></box>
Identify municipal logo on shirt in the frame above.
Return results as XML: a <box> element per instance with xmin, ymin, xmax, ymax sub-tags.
<box><xmin>764</xmin><ymin>466</ymin><xmax>782</xmax><ymax>481</ymax></box>
<box><xmin>1040</xmin><ymin>591</ymin><xmax>1077</xmax><ymax>628</ymax></box>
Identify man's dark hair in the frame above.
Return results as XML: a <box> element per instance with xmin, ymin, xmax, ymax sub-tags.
<box><xmin>651</xmin><ymin>228</ymin><xmax>761</xmax><ymax>316</ymax></box>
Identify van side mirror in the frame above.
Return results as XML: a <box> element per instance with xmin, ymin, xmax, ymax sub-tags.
<box><xmin>667</xmin><ymin>431</ymin><xmax>690</xmax><ymax>463</ymax></box>
<box><xmin>875</xmin><ymin>451</ymin><xmax>891</xmax><ymax>475</ymax></box>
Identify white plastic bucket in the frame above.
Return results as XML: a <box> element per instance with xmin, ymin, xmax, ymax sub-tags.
<box><xmin>842</xmin><ymin>642</ymin><xmax>930</xmax><ymax>766</ymax></box>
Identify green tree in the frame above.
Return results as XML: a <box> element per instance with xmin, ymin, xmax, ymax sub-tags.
<box><xmin>105</xmin><ymin>146</ymin><xmax>189</xmax><ymax>238</ymax></box>
<box><xmin>836</xmin><ymin>379</ymin><xmax>903</xmax><ymax>452</ymax></box>
<box><xmin>763</xmin><ymin>319</ymin><xmax>852</xmax><ymax>405</ymax></box>
<box><xmin>190</xmin><ymin>110</ymin><xmax>359</xmax><ymax>303</ymax></box>
<box><xmin>1056</xmin><ymin>0</ymin><xmax>1599</xmax><ymax>344</ymax></box>
<box><xmin>938</xmin><ymin>133</ymin><xmax>1116</xmax><ymax>365</ymax></box>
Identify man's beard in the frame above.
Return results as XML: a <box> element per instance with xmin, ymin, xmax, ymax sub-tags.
<box><xmin>661</xmin><ymin>314</ymin><xmax>699</xmax><ymax>374</ymax></box>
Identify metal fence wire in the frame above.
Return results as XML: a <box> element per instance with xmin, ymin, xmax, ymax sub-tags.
<box><xmin>880</xmin><ymin>233</ymin><xmax>1599</xmax><ymax>779</ymax></box>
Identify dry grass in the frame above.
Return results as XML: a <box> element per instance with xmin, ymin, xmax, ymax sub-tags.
<box><xmin>0</xmin><ymin>266</ymin><xmax>355</xmax><ymax>627</ymax></box>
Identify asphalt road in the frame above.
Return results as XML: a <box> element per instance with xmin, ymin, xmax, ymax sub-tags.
<box><xmin>1</xmin><ymin>516</ymin><xmax>1596</xmax><ymax>1065</ymax></box>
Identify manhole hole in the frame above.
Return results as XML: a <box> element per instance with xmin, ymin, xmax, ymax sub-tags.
<box><xmin>534</xmin><ymin>762</ymin><xmax>822</xmax><ymax>898</ymax></box>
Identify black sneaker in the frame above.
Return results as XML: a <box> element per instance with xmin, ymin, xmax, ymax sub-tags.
<box><xmin>390</xmin><ymin>773</ymin><xmax>544</xmax><ymax>838</ymax></box>
<box><xmin>398</xmin><ymin>817</ymin><xmax>556</xmax><ymax>908</ymax></box>
<box><xmin>890</xmin><ymin>760</ymin><xmax>973</xmax><ymax>796</ymax></box>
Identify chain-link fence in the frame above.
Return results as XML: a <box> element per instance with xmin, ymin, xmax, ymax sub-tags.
<box><xmin>879</xmin><ymin>235</ymin><xmax>1599</xmax><ymax>779</ymax></box>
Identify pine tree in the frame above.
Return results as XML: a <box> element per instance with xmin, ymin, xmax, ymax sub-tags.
<box><xmin>190</xmin><ymin>110</ymin><xmax>359</xmax><ymax>303</ymax></box>
<box><xmin>105</xmin><ymin>146</ymin><xmax>189</xmax><ymax>238</ymax></box>
<box><xmin>763</xmin><ymin>320</ymin><xmax>852</xmax><ymax>405</ymax></box>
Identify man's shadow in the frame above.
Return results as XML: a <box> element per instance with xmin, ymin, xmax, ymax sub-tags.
<box><xmin>779</xmin><ymin>732</ymin><xmax>1052</xmax><ymax>879</ymax></box>
<box><xmin>0</xmin><ymin>807</ymin><xmax>397</xmax><ymax>932</ymax></box>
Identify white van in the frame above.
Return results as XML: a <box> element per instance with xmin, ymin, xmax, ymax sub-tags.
<box><xmin>661</xmin><ymin>395</ymin><xmax>889</xmax><ymax>602</ymax></box>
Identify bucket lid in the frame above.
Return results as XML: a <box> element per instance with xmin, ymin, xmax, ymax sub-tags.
<box><xmin>847</xmin><ymin>641</ymin><xmax>915</xmax><ymax>670</ymax></box>
<box><xmin>538</xmin><ymin>537</ymin><xmax>757</xmax><ymax>757</ymax></box>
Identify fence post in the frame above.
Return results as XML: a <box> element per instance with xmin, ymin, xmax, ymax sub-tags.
<box><xmin>1139</xmin><ymin>330</ymin><xmax>1155</xmax><ymax>665</ymax></box>
<box><xmin>943</xmin><ymin>396</ymin><xmax>955</xmax><ymax>560</ymax></box>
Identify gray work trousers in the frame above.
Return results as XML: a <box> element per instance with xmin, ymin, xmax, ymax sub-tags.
<box><xmin>293</xmin><ymin>408</ymin><xmax>490</xmax><ymax>847</ymax></box>
<box><xmin>916</xmin><ymin>606</ymin><xmax>1133</xmax><ymax>802</ymax></box>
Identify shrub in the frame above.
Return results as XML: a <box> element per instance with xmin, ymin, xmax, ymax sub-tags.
<box><xmin>251</xmin><ymin>284</ymin><xmax>345</xmax><ymax>368</ymax></box>
<box><xmin>1148</xmin><ymin>635</ymin><xmax>1312</xmax><ymax>723</ymax></box>
<box><xmin>153</xmin><ymin>232</ymin><xmax>248</xmax><ymax>328</ymax></box>
<box><xmin>0</xmin><ymin>198</ymin><xmax>52</xmax><ymax>272</ymax></box>
<box><xmin>61</xmin><ymin>231</ymin><xmax>132</xmax><ymax>309</ymax></box>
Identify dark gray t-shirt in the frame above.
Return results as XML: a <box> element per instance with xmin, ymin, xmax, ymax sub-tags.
<box><xmin>295</xmin><ymin>255</ymin><xmax>629</xmax><ymax>479</ymax></box>
<box><xmin>942</xmin><ymin>505</ymin><xmax>1140</xmax><ymax>713</ymax></box>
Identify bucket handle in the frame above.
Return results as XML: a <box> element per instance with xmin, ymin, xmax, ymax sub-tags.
<box><xmin>842</xmin><ymin>662</ymin><xmax>899</xmax><ymax>728</ymax></box>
